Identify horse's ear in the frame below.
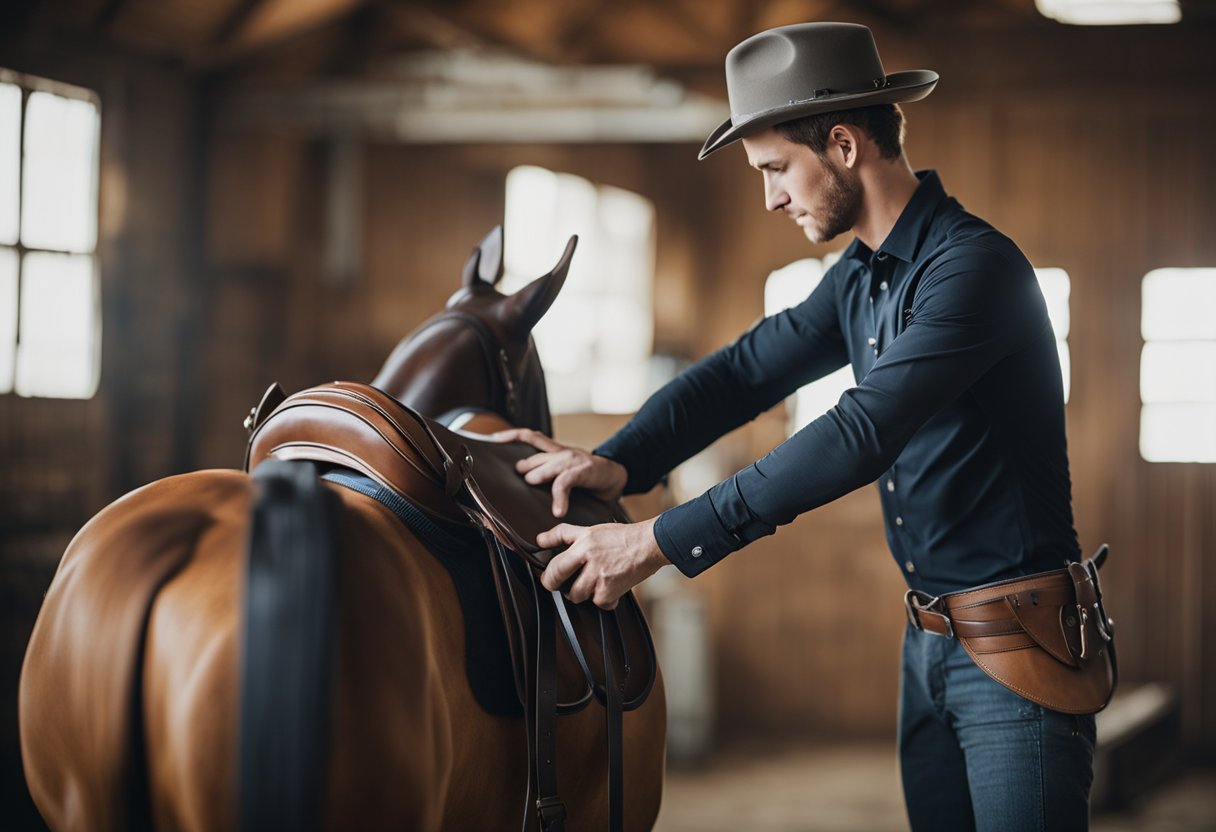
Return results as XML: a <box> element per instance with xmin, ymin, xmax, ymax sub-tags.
<box><xmin>504</xmin><ymin>235</ymin><xmax>577</xmax><ymax>338</ymax></box>
<box><xmin>479</xmin><ymin>225</ymin><xmax>505</xmax><ymax>286</ymax></box>
<box><xmin>463</xmin><ymin>225</ymin><xmax>504</xmax><ymax>288</ymax></box>
<box><xmin>461</xmin><ymin>246</ymin><xmax>483</xmax><ymax>288</ymax></box>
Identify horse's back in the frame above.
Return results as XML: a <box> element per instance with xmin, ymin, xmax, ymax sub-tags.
<box><xmin>20</xmin><ymin>469</ymin><xmax>253</xmax><ymax>831</ymax></box>
<box><xmin>21</xmin><ymin>465</ymin><xmax>666</xmax><ymax>831</ymax></box>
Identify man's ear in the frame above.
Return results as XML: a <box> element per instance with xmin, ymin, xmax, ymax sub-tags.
<box><xmin>829</xmin><ymin>124</ymin><xmax>863</xmax><ymax>169</ymax></box>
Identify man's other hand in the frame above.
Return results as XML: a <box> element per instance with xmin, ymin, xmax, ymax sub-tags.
<box><xmin>492</xmin><ymin>428</ymin><xmax>628</xmax><ymax>518</ymax></box>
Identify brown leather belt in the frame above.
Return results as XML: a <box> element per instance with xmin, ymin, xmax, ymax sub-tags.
<box><xmin>903</xmin><ymin>546</ymin><xmax>1117</xmax><ymax>714</ymax></box>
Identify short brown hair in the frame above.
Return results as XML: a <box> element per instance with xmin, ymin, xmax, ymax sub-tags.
<box><xmin>775</xmin><ymin>103</ymin><xmax>906</xmax><ymax>160</ymax></box>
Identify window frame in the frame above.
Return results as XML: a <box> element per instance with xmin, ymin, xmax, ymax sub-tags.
<box><xmin>1138</xmin><ymin>267</ymin><xmax>1216</xmax><ymax>464</ymax></box>
<box><xmin>0</xmin><ymin>67</ymin><xmax>102</xmax><ymax>400</ymax></box>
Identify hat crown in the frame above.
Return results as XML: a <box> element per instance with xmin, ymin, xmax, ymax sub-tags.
<box><xmin>725</xmin><ymin>23</ymin><xmax>886</xmax><ymax>121</ymax></box>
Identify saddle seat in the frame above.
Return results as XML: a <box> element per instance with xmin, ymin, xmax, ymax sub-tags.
<box><xmin>243</xmin><ymin>381</ymin><xmax>657</xmax><ymax>712</ymax></box>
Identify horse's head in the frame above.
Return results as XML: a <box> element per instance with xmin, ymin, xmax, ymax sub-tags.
<box><xmin>372</xmin><ymin>226</ymin><xmax>575</xmax><ymax>435</ymax></box>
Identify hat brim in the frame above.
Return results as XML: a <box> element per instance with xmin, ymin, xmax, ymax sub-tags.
<box><xmin>698</xmin><ymin>69</ymin><xmax>939</xmax><ymax>160</ymax></box>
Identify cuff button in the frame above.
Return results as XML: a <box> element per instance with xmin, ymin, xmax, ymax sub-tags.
<box><xmin>691</xmin><ymin>546</ymin><xmax>704</xmax><ymax>558</ymax></box>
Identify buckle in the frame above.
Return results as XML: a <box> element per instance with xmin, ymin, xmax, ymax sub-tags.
<box><xmin>536</xmin><ymin>796</ymin><xmax>567</xmax><ymax>830</ymax></box>
<box><xmin>904</xmin><ymin>590</ymin><xmax>953</xmax><ymax>639</ymax></box>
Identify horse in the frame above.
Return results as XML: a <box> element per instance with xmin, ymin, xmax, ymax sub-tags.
<box><xmin>18</xmin><ymin>226</ymin><xmax>667</xmax><ymax>832</ymax></box>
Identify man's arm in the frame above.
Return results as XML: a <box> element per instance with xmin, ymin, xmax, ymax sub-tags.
<box><xmin>502</xmin><ymin>267</ymin><xmax>849</xmax><ymax>515</ymax></box>
<box><xmin>657</xmin><ymin>243</ymin><xmax>1049</xmax><ymax>576</ymax></box>
<box><xmin>595</xmin><ymin>270</ymin><xmax>850</xmax><ymax>494</ymax></box>
<box><xmin>497</xmin><ymin>267</ymin><xmax>849</xmax><ymax>609</ymax></box>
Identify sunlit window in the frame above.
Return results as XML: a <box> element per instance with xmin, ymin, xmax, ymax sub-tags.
<box><xmin>765</xmin><ymin>260</ymin><xmax>1072</xmax><ymax>433</ymax></box>
<box><xmin>1035</xmin><ymin>268</ymin><xmax>1071</xmax><ymax>403</ymax></box>
<box><xmin>0</xmin><ymin>70</ymin><xmax>101</xmax><ymax>399</ymax></box>
<box><xmin>763</xmin><ymin>254</ymin><xmax>848</xmax><ymax>433</ymax></box>
<box><xmin>503</xmin><ymin>165</ymin><xmax>654</xmax><ymax>415</ymax></box>
<box><xmin>1140</xmin><ymin>268</ymin><xmax>1216</xmax><ymax>463</ymax></box>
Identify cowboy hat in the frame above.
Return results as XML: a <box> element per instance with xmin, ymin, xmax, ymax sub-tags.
<box><xmin>699</xmin><ymin>22</ymin><xmax>938</xmax><ymax>160</ymax></box>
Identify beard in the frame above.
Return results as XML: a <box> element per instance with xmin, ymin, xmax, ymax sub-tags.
<box><xmin>802</xmin><ymin>159</ymin><xmax>862</xmax><ymax>244</ymax></box>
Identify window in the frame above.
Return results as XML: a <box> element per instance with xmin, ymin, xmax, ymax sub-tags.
<box><xmin>763</xmin><ymin>254</ymin><xmax>848</xmax><ymax>433</ymax></box>
<box><xmin>1140</xmin><ymin>268</ymin><xmax>1216</xmax><ymax>463</ymax></box>
<box><xmin>764</xmin><ymin>260</ymin><xmax>1072</xmax><ymax>433</ymax></box>
<box><xmin>0</xmin><ymin>70</ymin><xmax>101</xmax><ymax>399</ymax></box>
<box><xmin>503</xmin><ymin>165</ymin><xmax>655</xmax><ymax>414</ymax></box>
<box><xmin>1035</xmin><ymin>268</ymin><xmax>1071</xmax><ymax>404</ymax></box>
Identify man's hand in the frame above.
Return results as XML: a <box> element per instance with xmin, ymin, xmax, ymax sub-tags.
<box><xmin>537</xmin><ymin>517</ymin><xmax>668</xmax><ymax>610</ymax></box>
<box><xmin>492</xmin><ymin>428</ymin><xmax>628</xmax><ymax>518</ymax></box>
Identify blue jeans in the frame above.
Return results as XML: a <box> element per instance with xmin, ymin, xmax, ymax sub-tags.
<box><xmin>899</xmin><ymin>624</ymin><xmax>1096</xmax><ymax>831</ymax></box>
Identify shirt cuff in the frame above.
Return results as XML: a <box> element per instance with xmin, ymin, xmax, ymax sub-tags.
<box><xmin>654</xmin><ymin>474</ymin><xmax>777</xmax><ymax>578</ymax></box>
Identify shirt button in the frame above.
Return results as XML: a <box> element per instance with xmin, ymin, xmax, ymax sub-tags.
<box><xmin>873</xmin><ymin>348</ymin><xmax>879</xmax><ymax>357</ymax></box>
<box><xmin>905</xmin><ymin>560</ymin><xmax>916</xmax><ymax>573</ymax></box>
<box><xmin>887</xmin><ymin>480</ymin><xmax>895</xmax><ymax>492</ymax></box>
<box><xmin>691</xmin><ymin>545</ymin><xmax>703</xmax><ymax>558</ymax></box>
<box><xmin>879</xmin><ymin>281</ymin><xmax>889</xmax><ymax>291</ymax></box>
<box><xmin>895</xmin><ymin>516</ymin><xmax>904</xmax><ymax>527</ymax></box>
<box><xmin>867</xmin><ymin>336</ymin><xmax>877</xmax><ymax>346</ymax></box>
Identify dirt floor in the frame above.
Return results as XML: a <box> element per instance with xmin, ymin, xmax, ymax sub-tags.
<box><xmin>652</xmin><ymin>742</ymin><xmax>1216</xmax><ymax>832</ymax></box>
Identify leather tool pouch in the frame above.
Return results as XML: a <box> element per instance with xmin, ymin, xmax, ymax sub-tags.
<box><xmin>905</xmin><ymin>545</ymin><xmax>1117</xmax><ymax>714</ymax></box>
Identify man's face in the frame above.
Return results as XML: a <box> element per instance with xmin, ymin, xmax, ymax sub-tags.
<box><xmin>741</xmin><ymin>128</ymin><xmax>861</xmax><ymax>244</ymax></box>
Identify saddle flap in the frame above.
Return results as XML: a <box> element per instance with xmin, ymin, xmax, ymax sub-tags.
<box><xmin>425</xmin><ymin>420</ymin><xmax>628</xmax><ymax>568</ymax></box>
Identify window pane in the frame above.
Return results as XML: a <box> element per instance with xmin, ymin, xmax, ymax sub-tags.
<box><xmin>763</xmin><ymin>259</ymin><xmax>855</xmax><ymax>431</ymax></box>
<box><xmin>1057</xmin><ymin>339</ymin><xmax>1071</xmax><ymax>404</ymax></box>
<box><xmin>21</xmin><ymin>90</ymin><xmax>100</xmax><ymax>253</ymax></box>
<box><xmin>764</xmin><ymin>258</ymin><xmax>824</xmax><ymax>315</ymax></box>
<box><xmin>1034</xmin><ymin>268</ymin><xmax>1071</xmax><ymax>339</ymax></box>
<box><xmin>793</xmin><ymin>366</ymin><xmax>855</xmax><ymax>430</ymax></box>
<box><xmin>1140</xmin><ymin>403</ymin><xmax>1216</xmax><ymax>462</ymax></box>
<box><xmin>504</xmin><ymin>166</ymin><xmax>655</xmax><ymax>414</ymax></box>
<box><xmin>1142</xmin><ymin>268</ymin><xmax>1216</xmax><ymax>341</ymax></box>
<box><xmin>0</xmin><ymin>83</ymin><xmax>19</xmax><ymax>246</ymax></box>
<box><xmin>15</xmin><ymin>251</ymin><xmax>98</xmax><ymax>398</ymax></box>
<box><xmin>1140</xmin><ymin>341</ymin><xmax>1216</xmax><ymax>403</ymax></box>
<box><xmin>0</xmin><ymin>247</ymin><xmax>16</xmax><ymax>392</ymax></box>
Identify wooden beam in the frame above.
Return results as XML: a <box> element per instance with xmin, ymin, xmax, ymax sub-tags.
<box><xmin>192</xmin><ymin>0</ymin><xmax>368</xmax><ymax>76</ymax></box>
<box><xmin>90</xmin><ymin>0</ymin><xmax>130</xmax><ymax>32</ymax></box>
<box><xmin>211</xmin><ymin>0</ymin><xmax>271</xmax><ymax>46</ymax></box>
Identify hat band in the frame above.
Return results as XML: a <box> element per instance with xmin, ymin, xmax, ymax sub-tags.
<box><xmin>787</xmin><ymin>75</ymin><xmax>890</xmax><ymax>106</ymax></box>
<box><xmin>733</xmin><ymin>75</ymin><xmax>891</xmax><ymax>124</ymax></box>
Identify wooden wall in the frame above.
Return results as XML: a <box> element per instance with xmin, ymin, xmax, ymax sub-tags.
<box><xmin>2</xmin><ymin>23</ymin><xmax>1215</xmax><ymax>828</ymax></box>
<box><xmin>0</xmin><ymin>35</ymin><xmax>201</xmax><ymax>830</ymax></box>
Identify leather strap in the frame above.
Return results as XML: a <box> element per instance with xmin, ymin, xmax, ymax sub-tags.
<box><xmin>532</xmin><ymin>569</ymin><xmax>565</xmax><ymax>832</ymax></box>
<box><xmin>599</xmin><ymin>608</ymin><xmax>624</xmax><ymax>832</ymax></box>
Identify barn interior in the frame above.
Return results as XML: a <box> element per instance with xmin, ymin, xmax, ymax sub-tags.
<box><xmin>2</xmin><ymin>0</ymin><xmax>1215</xmax><ymax>829</ymax></box>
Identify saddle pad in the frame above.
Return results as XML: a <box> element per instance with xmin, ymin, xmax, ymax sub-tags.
<box><xmin>322</xmin><ymin>469</ymin><xmax>523</xmax><ymax>716</ymax></box>
<box><xmin>322</xmin><ymin>469</ymin><xmax>615</xmax><ymax>716</ymax></box>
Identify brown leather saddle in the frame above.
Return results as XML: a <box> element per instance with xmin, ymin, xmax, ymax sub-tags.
<box><xmin>244</xmin><ymin>381</ymin><xmax>656</xmax><ymax>832</ymax></box>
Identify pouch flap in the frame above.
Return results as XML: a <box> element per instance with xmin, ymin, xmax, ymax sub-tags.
<box><xmin>1008</xmin><ymin>590</ymin><xmax>1079</xmax><ymax>667</ymax></box>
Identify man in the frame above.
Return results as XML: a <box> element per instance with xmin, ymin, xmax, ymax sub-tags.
<box><xmin>498</xmin><ymin>22</ymin><xmax>1095</xmax><ymax>831</ymax></box>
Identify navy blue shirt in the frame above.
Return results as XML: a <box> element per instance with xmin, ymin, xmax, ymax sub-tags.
<box><xmin>596</xmin><ymin>171</ymin><xmax>1080</xmax><ymax>595</ymax></box>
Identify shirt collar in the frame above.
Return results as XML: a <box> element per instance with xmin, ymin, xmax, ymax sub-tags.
<box><xmin>844</xmin><ymin>170</ymin><xmax>947</xmax><ymax>265</ymax></box>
